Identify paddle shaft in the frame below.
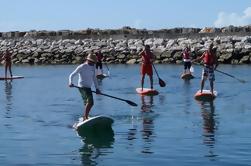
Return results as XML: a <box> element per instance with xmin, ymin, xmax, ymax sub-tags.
<box><xmin>215</xmin><ymin>69</ymin><xmax>246</xmax><ymax>83</ymax></box>
<box><xmin>104</xmin><ymin>63</ymin><xmax>110</xmax><ymax>71</ymax></box>
<box><xmin>72</xmin><ymin>85</ymin><xmax>137</xmax><ymax>106</ymax></box>
<box><xmin>193</xmin><ymin>62</ymin><xmax>246</xmax><ymax>83</ymax></box>
<box><xmin>152</xmin><ymin>64</ymin><xmax>160</xmax><ymax>78</ymax></box>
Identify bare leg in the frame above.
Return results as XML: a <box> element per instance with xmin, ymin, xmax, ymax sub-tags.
<box><xmin>5</xmin><ymin>65</ymin><xmax>7</xmax><ymax>78</ymax></box>
<box><xmin>141</xmin><ymin>74</ymin><xmax>145</xmax><ymax>91</ymax></box>
<box><xmin>149</xmin><ymin>75</ymin><xmax>153</xmax><ymax>89</ymax></box>
<box><xmin>83</xmin><ymin>102</ymin><xmax>93</xmax><ymax>120</ymax></box>
<box><xmin>9</xmin><ymin>64</ymin><xmax>12</xmax><ymax>77</ymax></box>
<box><xmin>200</xmin><ymin>78</ymin><xmax>205</xmax><ymax>93</ymax></box>
<box><xmin>210</xmin><ymin>80</ymin><xmax>214</xmax><ymax>95</ymax></box>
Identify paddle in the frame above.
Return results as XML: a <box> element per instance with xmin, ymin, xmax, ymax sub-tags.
<box><xmin>104</xmin><ymin>63</ymin><xmax>110</xmax><ymax>76</ymax></box>
<box><xmin>190</xmin><ymin>66</ymin><xmax>194</xmax><ymax>73</ymax></box>
<box><xmin>152</xmin><ymin>64</ymin><xmax>166</xmax><ymax>87</ymax></box>
<box><xmin>192</xmin><ymin>62</ymin><xmax>246</xmax><ymax>83</ymax></box>
<box><xmin>72</xmin><ymin>85</ymin><xmax>137</xmax><ymax>107</ymax></box>
<box><xmin>215</xmin><ymin>69</ymin><xmax>246</xmax><ymax>83</ymax></box>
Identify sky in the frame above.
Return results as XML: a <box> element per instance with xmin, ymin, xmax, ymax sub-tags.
<box><xmin>0</xmin><ymin>0</ymin><xmax>251</xmax><ymax>32</ymax></box>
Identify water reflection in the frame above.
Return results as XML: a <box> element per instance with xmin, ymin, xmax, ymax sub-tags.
<box><xmin>4</xmin><ymin>80</ymin><xmax>13</xmax><ymax>113</ymax></box>
<box><xmin>78</xmin><ymin>127</ymin><xmax>114</xmax><ymax>165</ymax></box>
<box><xmin>140</xmin><ymin>95</ymin><xmax>155</xmax><ymax>154</ymax></box>
<box><xmin>182</xmin><ymin>80</ymin><xmax>192</xmax><ymax>113</ymax></box>
<box><xmin>198</xmin><ymin>101</ymin><xmax>219</xmax><ymax>159</ymax></box>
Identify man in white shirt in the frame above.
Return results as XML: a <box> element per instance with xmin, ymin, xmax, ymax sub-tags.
<box><xmin>69</xmin><ymin>53</ymin><xmax>101</xmax><ymax>120</ymax></box>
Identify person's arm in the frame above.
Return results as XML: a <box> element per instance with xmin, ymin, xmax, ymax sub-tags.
<box><xmin>68</xmin><ymin>66</ymin><xmax>80</xmax><ymax>87</ymax></box>
<box><xmin>138</xmin><ymin>50</ymin><xmax>143</xmax><ymax>56</ymax></box>
<box><xmin>192</xmin><ymin>52</ymin><xmax>205</xmax><ymax>63</ymax></box>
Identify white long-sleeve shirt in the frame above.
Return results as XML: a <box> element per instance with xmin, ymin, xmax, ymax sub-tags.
<box><xmin>69</xmin><ymin>63</ymin><xmax>99</xmax><ymax>89</ymax></box>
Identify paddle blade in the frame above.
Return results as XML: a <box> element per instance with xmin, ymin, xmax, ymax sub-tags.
<box><xmin>238</xmin><ymin>79</ymin><xmax>246</xmax><ymax>83</ymax></box>
<box><xmin>126</xmin><ymin>100</ymin><xmax>138</xmax><ymax>107</ymax></box>
<box><xmin>159</xmin><ymin>78</ymin><xmax>166</xmax><ymax>87</ymax></box>
<box><xmin>190</xmin><ymin>66</ymin><xmax>194</xmax><ymax>73</ymax></box>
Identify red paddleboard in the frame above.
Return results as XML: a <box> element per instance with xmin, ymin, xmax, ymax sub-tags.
<box><xmin>136</xmin><ymin>88</ymin><xmax>159</xmax><ymax>96</ymax></box>
<box><xmin>194</xmin><ymin>90</ymin><xmax>217</xmax><ymax>101</ymax></box>
<box><xmin>0</xmin><ymin>76</ymin><xmax>24</xmax><ymax>80</ymax></box>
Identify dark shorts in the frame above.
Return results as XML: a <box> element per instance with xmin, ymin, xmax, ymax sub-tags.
<box><xmin>184</xmin><ymin>61</ymin><xmax>191</xmax><ymax>70</ymax></box>
<box><xmin>78</xmin><ymin>87</ymin><xmax>93</xmax><ymax>105</ymax></box>
<box><xmin>202</xmin><ymin>66</ymin><xmax>215</xmax><ymax>81</ymax></box>
<box><xmin>96</xmin><ymin>61</ymin><xmax>102</xmax><ymax>69</ymax></box>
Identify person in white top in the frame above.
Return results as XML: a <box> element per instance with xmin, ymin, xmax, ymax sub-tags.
<box><xmin>69</xmin><ymin>53</ymin><xmax>101</xmax><ymax>120</ymax></box>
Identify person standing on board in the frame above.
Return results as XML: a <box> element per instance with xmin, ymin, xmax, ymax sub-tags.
<box><xmin>69</xmin><ymin>53</ymin><xmax>101</xmax><ymax>120</ymax></box>
<box><xmin>139</xmin><ymin>45</ymin><xmax>155</xmax><ymax>90</ymax></box>
<box><xmin>182</xmin><ymin>46</ymin><xmax>192</xmax><ymax>74</ymax></box>
<box><xmin>0</xmin><ymin>49</ymin><xmax>13</xmax><ymax>78</ymax></box>
<box><xmin>193</xmin><ymin>43</ymin><xmax>218</xmax><ymax>95</ymax></box>
<box><xmin>95</xmin><ymin>49</ymin><xmax>103</xmax><ymax>75</ymax></box>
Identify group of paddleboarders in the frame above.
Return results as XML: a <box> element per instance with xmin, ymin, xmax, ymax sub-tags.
<box><xmin>180</xmin><ymin>43</ymin><xmax>218</xmax><ymax>95</ymax></box>
<box><xmin>0</xmin><ymin>42</ymin><xmax>217</xmax><ymax>121</ymax></box>
<box><xmin>68</xmin><ymin>43</ymin><xmax>218</xmax><ymax>121</ymax></box>
<box><xmin>0</xmin><ymin>49</ymin><xmax>13</xmax><ymax>78</ymax></box>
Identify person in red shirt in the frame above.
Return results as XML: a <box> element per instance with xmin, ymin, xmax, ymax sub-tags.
<box><xmin>1</xmin><ymin>49</ymin><xmax>13</xmax><ymax>78</ymax></box>
<box><xmin>95</xmin><ymin>50</ymin><xmax>103</xmax><ymax>74</ymax></box>
<box><xmin>193</xmin><ymin>43</ymin><xmax>218</xmax><ymax>94</ymax></box>
<box><xmin>139</xmin><ymin>45</ymin><xmax>155</xmax><ymax>90</ymax></box>
<box><xmin>182</xmin><ymin>46</ymin><xmax>192</xmax><ymax>74</ymax></box>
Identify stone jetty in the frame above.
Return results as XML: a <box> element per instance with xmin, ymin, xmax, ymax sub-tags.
<box><xmin>0</xmin><ymin>25</ymin><xmax>251</xmax><ymax>65</ymax></box>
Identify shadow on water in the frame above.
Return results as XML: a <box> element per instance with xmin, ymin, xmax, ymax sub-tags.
<box><xmin>77</xmin><ymin>126</ymin><xmax>114</xmax><ymax>165</ymax></box>
<box><xmin>197</xmin><ymin>101</ymin><xmax>219</xmax><ymax>160</ymax></box>
<box><xmin>4</xmin><ymin>80</ymin><xmax>13</xmax><ymax>114</ymax></box>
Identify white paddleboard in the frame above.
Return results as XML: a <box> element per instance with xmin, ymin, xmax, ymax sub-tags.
<box><xmin>0</xmin><ymin>75</ymin><xmax>24</xmax><ymax>80</ymax></box>
<box><xmin>73</xmin><ymin>115</ymin><xmax>114</xmax><ymax>131</ymax></box>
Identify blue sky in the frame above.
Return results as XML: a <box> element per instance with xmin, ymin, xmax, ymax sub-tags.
<box><xmin>0</xmin><ymin>0</ymin><xmax>251</xmax><ymax>32</ymax></box>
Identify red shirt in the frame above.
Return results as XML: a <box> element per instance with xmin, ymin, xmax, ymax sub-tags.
<box><xmin>96</xmin><ymin>52</ymin><xmax>103</xmax><ymax>62</ymax></box>
<box><xmin>183</xmin><ymin>50</ymin><xmax>190</xmax><ymax>60</ymax></box>
<box><xmin>203</xmin><ymin>50</ymin><xmax>215</xmax><ymax>66</ymax></box>
<box><xmin>141</xmin><ymin>51</ymin><xmax>153</xmax><ymax>65</ymax></box>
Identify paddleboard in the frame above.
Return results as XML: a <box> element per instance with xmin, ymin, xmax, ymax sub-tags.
<box><xmin>73</xmin><ymin>115</ymin><xmax>114</xmax><ymax>131</ymax></box>
<box><xmin>194</xmin><ymin>90</ymin><xmax>217</xmax><ymax>101</ymax></box>
<box><xmin>181</xmin><ymin>73</ymin><xmax>194</xmax><ymax>80</ymax></box>
<box><xmin>0</xmin><ymin>76</ymin><xmax>24</xmax><ymax>80</ymax></box>
<box><xmin>136</xmin><ymin>88</ymin><xmax>159</xmax><ymax>96</ymax></box>
<box><xmin>96</xmin><ymin>74</ymin><xmax>108</xmax><ymax>79</ymax></box>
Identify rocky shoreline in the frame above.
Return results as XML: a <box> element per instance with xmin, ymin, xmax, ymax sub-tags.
<box><xmin>0</xmin><ymin>26</ymin><xmax>251</xmax><ymax>65</ymax></box>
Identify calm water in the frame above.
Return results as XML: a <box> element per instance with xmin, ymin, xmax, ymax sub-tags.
<box><xmin>0</xmin><ymin>64</ymin><xmax>251</xmax><ymax>166</ymax></box>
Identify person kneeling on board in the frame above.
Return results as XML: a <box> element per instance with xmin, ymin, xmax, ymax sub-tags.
<box><xmin>193</xmin><ymin>43</ymin><xmax>218</xmax><ymax>95</ymax></box>
<box><xmin>69</xmin><ymin>53</ymin><xmax>101</xmax><ymax>120</ymax></box>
